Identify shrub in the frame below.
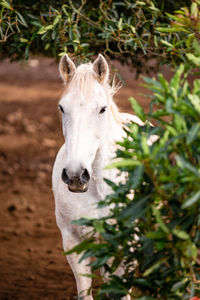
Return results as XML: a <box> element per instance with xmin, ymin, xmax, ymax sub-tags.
<box><xmin>68</xmin><ymin>65</ymin><xmax>200</xmax><ymax>299</ymax></box>
<box><xmin>1</xmin><ymin>0</ymin><xmax>199</xmax><ymax>73</ymax></box>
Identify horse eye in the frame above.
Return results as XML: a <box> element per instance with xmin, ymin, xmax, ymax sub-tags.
<box><xmin>58</xmin><ymin>104</ymin><xmax>64</xmax><ymax>113</ymax></box>
<box><xmin>99</xmin><ymin>106</ymin><xmax>107</xmax><ymax>114</ymax></box>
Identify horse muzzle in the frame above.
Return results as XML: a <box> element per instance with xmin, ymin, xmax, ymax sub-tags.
<box><xmin>61</xmin><ymin>168</ymin><xmax>90</xmax><ymax>193</ymax></box>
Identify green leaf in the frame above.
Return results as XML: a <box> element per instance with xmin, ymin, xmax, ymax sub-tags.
<box><xmin>64</xmin><ymin>238</ymin><xmax>93</xmax><ymax>255</ymax></box>
<box><xmin>156</xmin><ymin>27</ymin><xmax>179</xmax><ymax>33</ymax></box>
<box><xmin>93</xmin><ymin>220</ymin><xmax>105</xmax><ymax>233</ymax></box>
<box><xmin>71</xmin><ymin>217</ymin><xmax>93</xmax><ymax>226</ymax></box>
<box><xmin>136</xmin><ymin>1</ymin><xmax>146</xmax><ymax>6</ymax></box>
<box><xmin>19</xmin><ymin>37</ymin><xmax>28</xmax><ymax>43</ymax></box>
<box><xmin>130</xmin><ymin>25</ymin><xmax>136</xmax><ymax>33</ymax></box>
<box><xmin>158</xmin><ymin>74</ymin><xmax>169</xmax><ymax>92</ymax></box>
<box><xmin>193</xmin><ymin>79</ymin><xmax>200</xmax><ymax>94</ymax></box>
<box><xmin>182</xmin><ymin>190</ymin><xmax>200</xmax><ymax>208</ymax></box>
<box><xmin>166</xmin><ymin>125</ymin><xmax>177</xmax><ymax>136</ymax></box>
<box><xmin>186</xmin><ymin>243</ymin><xmax>198</xmax><ymax>258</ymax></box>
<box><xmin>165</xmin><ymin>12</ymin><xmax>189</xmax><ymax>24</ymax></box>
<box><xmin>160</xmin><ymin>39</ymin><xmax>173</xmax><ymax>47</ymax></box>
<box><xmin>155</xmin><ymin>240</ymin><xmax>165</xmax><ymax>250</ymax></box>
<box><xmin>131</xmin><ymin>164</ymin><xmax>144</xmax><ymax>189</ymax></box>
<box><xmin>37</xmin><ymin>25</ymin><xmax>53</xmax><ymax>35</ymax></box>
<box><xmin>175</xmin><ymin>155</ymin><xmax>200</xmax><ymax>177</ymax></box>
<box><xmin>89</xmin><ymin>255</ymin><xmax>110</xmax><ymax>268</ymax></box>
<box><xmin>98</xmin><ymin>284</ymin><xmax>127</xmax><ymax>296</ymax></box>
<box><xmin>79</xmin><ymin>272</ymin><xmax>98</xmax><ymax>279</ymax></box>
<box><xmin>16</xmin><ymin>11</ymin><xmax>28</xmax><ymax>27</ymax></box>
<box><xmin>143</xmin><ymin>257</ymin><xmax>169</xmax><ymax>276</ymax></box>
<box><xmin>44</xmin><ymin>42</ymin><xmax>50</xmax><ymax>50</ymax></box>
<box><xmin>188</xmin><ymin>94</ymin><xmax>200</xmax><ymax>113</ymax></box>
<box><xmin>186</xmin><ymin>34</ymin><xmax>195</xmax><ymax>48</ymax></box>
<box><xmin>118</xmin><ymin>17</ymin><xmax>123</xmax><ymax>30</ymax></box>
<box><xmin>53</xmin><ymin>14</ymin><xmax>61</xmax><ymax>27</ymax></box>
<box><xmin>174</xmin><ymin>114</ymin><xmax>187</xmax><ymax>132</ymax></box>
<box><xmin>146</xmin><ymin>231</ymin><xmax>166</xmax><ymax>240</ymax></box>
<box><xmin>186</xmin><ymin>123</ymin><xmax>200</xmax><ymax>145</ymax></box>
<box><xmin>152</xmin><ymin>206</ymin><xmax>169</xmax><ymax>234</ymax></box>
<box><xmin>132</xmin><ymin>278</ymin><xmax>152</xmax><ymax>288</ymax></box>
<box><xmin>142</xmin><ymin>77</ymin><xmax>162</xmax><ymax>91</ymax></box>
<box><xmin>105</xmin><ymin>159</ymin><xmax>141</xmax><ymax>169</ymax></box>
<box><xmin>193</xmin><ymin>37</ymin><xmax>200</xmax><ymax>56</ymax></box>
<box><xmin>191</xmin><ymin>2</ymin><xmax>198</xmax><ymax>17</ymax></box>
<box><xmin>170</xmin><ymin>64</ymin><xmax>184</xmax><ymax>90</ymax></box>
<box><xmin>186</xmin><ymin>53</ymin><xmax>200</xmax><ymax>67</ymax></box>
<box><xmin>172</xmin><ymin>229</ymin><xmax>190</xmax><ymax>240</ymax></box>
<box><xmin>0</xmin><ymin>0</ymin><xmax>11</xmax><ymax>9</ymax></box>
<box><xmin>129</xmin><ymin>97</ymin><xmax>146</xmax><ymax>122</ymax></box>
<box><xmin>141</xmin><ymin>135</ymin><xmax>150</xmax><ymax>156</ymax></box>
<box><xmin>119</xmin><ymin>196</ymin><xmax>149</xmax><ymax>221</ymax></box>
<box><xmin>171</xmin><ymin>279</ymin><xmax>189</xmax><ymax>291</ymax></box>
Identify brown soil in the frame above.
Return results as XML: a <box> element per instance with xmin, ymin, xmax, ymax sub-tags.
<box><xmin>0</xmin><ymin>57</ymin><xmax>171</xmax><ymax>300</ymax></box>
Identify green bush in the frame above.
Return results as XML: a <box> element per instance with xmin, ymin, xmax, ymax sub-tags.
<box><xmin>1</xmin><ymin>0</ymin><xmax>199</xmax><ymax>73</ymax></box>
<box><xmin>68</xmin><ymin>65</ymin><xmax>200</xmax><ymax>299</ymax></box>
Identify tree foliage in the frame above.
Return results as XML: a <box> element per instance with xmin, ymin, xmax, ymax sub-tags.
<box><xmin>1</xmin><ymin>0</ymin><xmax>200</xmax><ymax>73</ymax></box>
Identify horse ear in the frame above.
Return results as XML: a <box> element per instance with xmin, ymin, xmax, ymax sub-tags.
<box><xmin>59</xmin><ymin>54</ymin><xmax>76</xmax><ymax>83</ymax></box>
<box><xmin>93</xmin><ymin>54</ymin><xmax>109</xmax><ymax>83</ymax></box>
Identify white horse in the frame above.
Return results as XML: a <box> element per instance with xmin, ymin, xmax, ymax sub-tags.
<box><xmin>52</xmin><ymin>54</ymin><xmax>145</xmax><ymax>300</ymax></box>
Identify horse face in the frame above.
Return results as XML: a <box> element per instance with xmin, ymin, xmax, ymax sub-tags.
<box><xmin>58</xmin><ymin>55</ymin><xmax>110</xmax><ymax>193</ymax></box>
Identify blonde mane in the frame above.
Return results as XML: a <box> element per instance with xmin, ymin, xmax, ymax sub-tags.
<box><xmin>65</xmin><ymin>63</ymin><xmax>122</xmax><ymax>124</ymax></box>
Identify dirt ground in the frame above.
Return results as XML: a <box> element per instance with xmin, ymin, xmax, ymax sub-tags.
<box><xmin>0</xmin><ymin>57</ymin><xmax>171</xmax><ymax>300</ymax></box>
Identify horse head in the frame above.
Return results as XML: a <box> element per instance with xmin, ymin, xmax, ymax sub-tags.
<box><xmin>58</xmin><ymin>54</ymin><xmax>113</xmax><ymax>193</ymax></box>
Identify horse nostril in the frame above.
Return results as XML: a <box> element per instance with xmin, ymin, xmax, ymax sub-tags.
<box><xmin>81</xmin><ymin>168</ymin><xmax>90</xmax><ymax>184</ymax></box>
<box><xmin>61</xmin><ymin>168</ymin><xmax>71</xmax><ymax>185</ymax></box>
<box><xmin>62</xmin><ymin>168</ymin><xmax>90</xmax><ymax>186</ymax></box>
